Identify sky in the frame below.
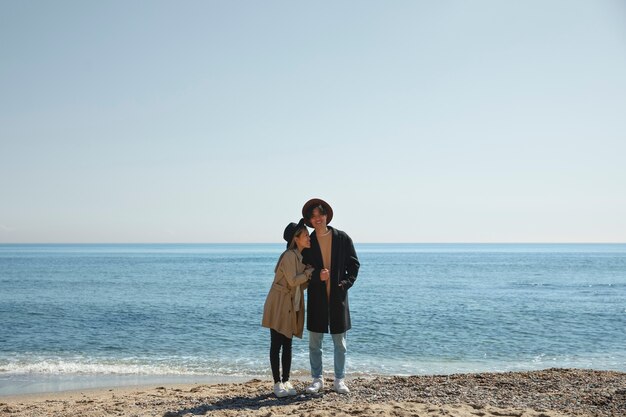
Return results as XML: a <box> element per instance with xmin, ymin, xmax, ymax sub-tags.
<box><xmin>1</xmin><ymin>1</ymin><xmax>625</xmax><ymax>243</ymax></box>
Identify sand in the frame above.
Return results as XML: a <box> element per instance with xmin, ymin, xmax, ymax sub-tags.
<box><xmin>1</xmin><ymin>368</ymin><xmax>625</xmax><ymax>416</ymax></box>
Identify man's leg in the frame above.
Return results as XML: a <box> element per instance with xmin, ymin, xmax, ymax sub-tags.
<box><xmin>331</xmin><ymin>332</ymin><xmax>349</xmax><ymax>393</ymax></box>
<box><xmin>308</xmin><ymin>331</ymin><xmax>324</xmax><ymax>378</ymax></box>
<box><xmin>331</xmin><ymin>332</ymin><xmax>347</xmax><ymax>379</ymax></box>
<box><xmin>306</xmin><ymin>331</ymin><xmax>325</xmax><ymax>393</ymax></box>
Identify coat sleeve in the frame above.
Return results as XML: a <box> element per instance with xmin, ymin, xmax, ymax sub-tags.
<box><xmin>280</xmin><ymin>251</ymin><xmax>310</xmax><ymax>288</ymax></box>
<box><xmin>339</xmin><ymin>235</ymin><xmax>360</xmax><ymax>290</ymax></box>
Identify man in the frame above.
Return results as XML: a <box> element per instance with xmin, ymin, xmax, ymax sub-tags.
<box><xmin>301</xmin><ymin>198</ymin><xmax>360</xmax><ymax>394</ymax></box>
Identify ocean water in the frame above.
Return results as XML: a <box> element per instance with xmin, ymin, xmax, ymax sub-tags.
<box><xmin>1</xmin><ymin>243</ymin><xmax>625</xmax><ymax>395</ymax></box>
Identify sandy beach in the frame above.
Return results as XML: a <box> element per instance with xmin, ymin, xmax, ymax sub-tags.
<box><xmin>1</xmin><ymin>368</ymin><xmax>625</xmax><ymax>417</ymax></box>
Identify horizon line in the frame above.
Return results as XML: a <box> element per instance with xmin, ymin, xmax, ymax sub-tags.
<box><xmin>1</xmin><ymin>242</ymin><xmax>625</xmax><ymax>245</ymax></box>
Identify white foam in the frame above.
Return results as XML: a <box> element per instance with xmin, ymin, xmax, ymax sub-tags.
<box><xmin>1</xmin><ymin>360</ymin><xmax>187</xmax><ymax>375</ymax></box>
<box><xmin>0</xmin><ymin>355</ymin><xmax>273</xmax><ymax>377</ymax></box>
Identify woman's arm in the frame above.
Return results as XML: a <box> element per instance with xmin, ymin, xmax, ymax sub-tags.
<box><xmin>280</xmin><ymin>251</ymin><xmax>311</xmax><ymax>288</ymax></box>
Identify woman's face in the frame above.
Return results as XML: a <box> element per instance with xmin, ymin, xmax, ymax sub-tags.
<box><xmin>295</xmin><ymin>228</ymin><xmax>311</xmax><ymax>249</ymax></box>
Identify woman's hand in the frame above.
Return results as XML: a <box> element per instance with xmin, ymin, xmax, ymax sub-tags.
<box><xmin>305</xmin><ymin>267</ymin><xmax>314</xmax><ymax>279</ymax></box>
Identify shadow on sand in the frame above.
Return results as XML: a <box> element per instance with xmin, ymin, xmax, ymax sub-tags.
<box><xmin>162</xmin><ymin>392</ymin><xmax>316</xmax><ymax>416</ymax></box>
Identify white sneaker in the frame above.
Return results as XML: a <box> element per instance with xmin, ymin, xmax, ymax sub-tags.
<box><xmin>282</xmin><ymin>380</ymin><xmax>297</xmax><ymax>396</ymax></box>
<box><xmin>334</xmin><ymin>378</ymin><xmax>350</xmax><ymax>394</ymax></box>
<box><xmin>274</xmin><ymin>382</ymin><xmax>289</xmax><ymax>398</ymax></box>
<box><xmin>305</xmin><ymin>378</ymin><xmax>324</xmax><ymax>394</ymax></box>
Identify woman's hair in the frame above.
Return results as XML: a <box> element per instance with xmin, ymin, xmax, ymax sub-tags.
<box><xmin>305</xmin><ymin>204</ymin><xmax>327</xmax><ymax>220</ymax></box>
<box><xmin>287</xmin><ymin>226</ymin><xmax>307</xmax><ymax>250</ymax></box>
<box><xmin>275</xmin><ymin>226</ymin><xmax>308</xmax><ymax>272</ymax></box>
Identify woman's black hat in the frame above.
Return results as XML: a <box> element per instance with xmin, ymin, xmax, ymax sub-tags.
<box><xmin>283</xmin><ymin>218</ymin><xmax>307</xmax><ymax>248</ymax></box>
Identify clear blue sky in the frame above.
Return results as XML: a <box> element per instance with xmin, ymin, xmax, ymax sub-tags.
<box><xmin>1</xmin><ymin>1</ymin><xmax>625</xmax><ymax>243</ymax></box>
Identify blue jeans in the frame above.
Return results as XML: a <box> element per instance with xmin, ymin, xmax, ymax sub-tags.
<box><xmin>309</xmin><ymin>331</ymin><xmax>347</xmax><ymax>379</ymax></box>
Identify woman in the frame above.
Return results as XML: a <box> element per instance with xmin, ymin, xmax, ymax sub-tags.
<box><xmin>262</xmin><ymin>218</ymin><xmax>313</xmax><ymax>397</ymax></box>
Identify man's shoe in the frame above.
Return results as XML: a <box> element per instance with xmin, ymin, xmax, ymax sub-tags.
<box><xmin>305</xmin><ymin>378</ymin><xmax>324</xmax><ymax>394</ymax></box>
<box><xmin>282</xmin><ymin>380</ymin><xmax>297</xmax><ymax>396</ymax></box>
<box><xmin>334</xmin><ymin>378</ymin><xmax>350</xmax><ymax>394</ymax></box>
<box><xmin>274</xmin><ymin>382</ymin><xmax>289</xmax><ymax>398</ymax></box>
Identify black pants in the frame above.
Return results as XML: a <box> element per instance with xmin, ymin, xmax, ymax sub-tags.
<box><xmin>270</xmin><ymin>329</ymin><xmax>292</xmax><ymax>384</ymax></box>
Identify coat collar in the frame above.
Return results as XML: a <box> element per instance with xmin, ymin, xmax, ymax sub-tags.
<box><xmin>292</xmin><ymin>248</ymin><xmax>304</xmax><ymax>262</ymax></box>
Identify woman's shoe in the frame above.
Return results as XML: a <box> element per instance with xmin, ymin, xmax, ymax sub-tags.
<box><xmin>274</xmin><ymin>382</ymin><xmax>289</xmax><ymax>398</ymax></box>
<box><xmin>282</xmin><ymin>380</ymin><xmax>297</xmax><ymax>396</ymax></box>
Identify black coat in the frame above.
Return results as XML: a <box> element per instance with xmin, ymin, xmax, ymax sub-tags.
<box><xmin>302</xmin><ymin>227</ymin><xmax>360</xmax><ymax>334</ymax></box>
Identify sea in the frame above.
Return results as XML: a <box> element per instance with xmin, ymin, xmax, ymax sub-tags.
<box><xmin>1</xmin><ymin>243</ymin><xmax>625</xmax><ymax>396</ymax></box>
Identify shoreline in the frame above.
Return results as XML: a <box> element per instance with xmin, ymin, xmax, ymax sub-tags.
<box><xmin>0</xmin><ymin>373</ymin><xmax>259</xmax><ymax>397</ymax></box>
<box><xmin>1</xmin><ymin>368</ymin><xmax>624</xmax><ymax>416</ymax></box>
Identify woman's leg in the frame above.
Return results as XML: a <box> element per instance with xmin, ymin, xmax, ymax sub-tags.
<box><xmin>281</xmin><ymin>335</ymin><xmax>293</xmax><ymax>382</ymax></box>
<box><xmin>270</xmin><ymin>329</ymin><xmax>282</xmax><ymax>383</ymax></box>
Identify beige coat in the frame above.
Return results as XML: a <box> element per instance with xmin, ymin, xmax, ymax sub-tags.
<box><xmin>262</xmin><ymin>249</ymin><xmax>310</xmax><ymax>339</ymax></box>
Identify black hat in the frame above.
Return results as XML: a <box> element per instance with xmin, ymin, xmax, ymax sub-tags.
<box><xmin>283</xmin><ymin>218</ymin><xmax>307</xmax><ymax>248</ymax></box>
<box><xmin>301</xmin><ymin>198</ymin><xmax>333</xmax><ymax>227</ymax></box>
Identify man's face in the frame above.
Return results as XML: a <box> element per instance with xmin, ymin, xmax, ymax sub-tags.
<box><xmin>309</xmin><ymin>207</ymin><xmax>327</xmax><ymax>230</ymax></box>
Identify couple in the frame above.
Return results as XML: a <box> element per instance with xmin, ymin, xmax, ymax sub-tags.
<box><xmin>262</xmin><ymin>198</ymin><xmax>360</xmax><ymax>397</ymax></box>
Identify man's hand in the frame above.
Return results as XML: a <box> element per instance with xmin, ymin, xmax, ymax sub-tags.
<box><xmin>320</xmin><ymin>268</ymin><xmax>330</xmax><ymax>282</ymax></box>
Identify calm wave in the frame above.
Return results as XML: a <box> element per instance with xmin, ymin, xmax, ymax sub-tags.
<box><xmin>1</xmin><ymin>243</ymin><xmax>625</xmax><ymax>394</ymax></box>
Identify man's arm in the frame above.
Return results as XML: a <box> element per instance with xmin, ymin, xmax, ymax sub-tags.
<box><xmin>340</xmin><ymin>235</ymin><xmax>359</xmax><ymax>290</ymax></box>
